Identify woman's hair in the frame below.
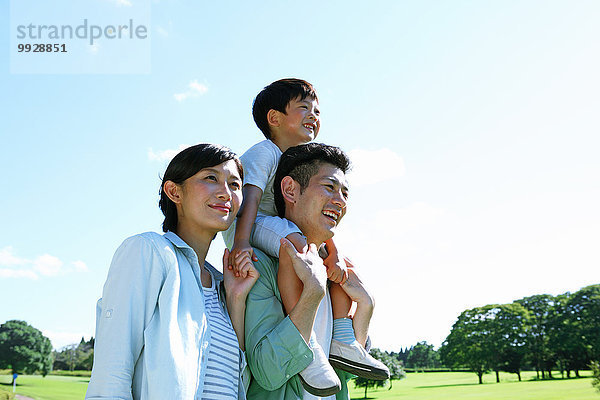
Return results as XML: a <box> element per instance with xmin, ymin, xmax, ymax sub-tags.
<box><xmin>159</xmin><ymin>143</ymin><xmax>243</xmax><ymax>232</ymax></box>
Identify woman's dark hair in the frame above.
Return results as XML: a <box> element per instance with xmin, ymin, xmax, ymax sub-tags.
<box><xmin>159</xmin><ymin>143</ymin><xmax>243</xmax><ymax>232</ymax></box>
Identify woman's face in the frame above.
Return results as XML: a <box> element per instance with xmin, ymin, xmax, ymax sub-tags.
<box><xmin>176</xmin><ymin>159</ymin><xmax>243</xmax><ymax>234</ymax></box>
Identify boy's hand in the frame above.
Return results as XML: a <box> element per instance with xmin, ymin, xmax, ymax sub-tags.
<box><xmin>323</xmin><ymin>244</ymin><xmax>348</xmax><ymax>284</ymax></box>
<box><xmin>340</xmin><ymin>258</ymin><xmax>374</xmax><ymax>307</ymax></box>
<box><xmin>229</xmin><ymin>240</ymin><xmax>258</xmax><ymax>277</ymax></box>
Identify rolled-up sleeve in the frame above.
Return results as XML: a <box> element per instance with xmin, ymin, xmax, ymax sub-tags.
<box><xmin>86</xmin><ymin>235</ymin><xmax>166</xmax><ymax>399</ymax></box>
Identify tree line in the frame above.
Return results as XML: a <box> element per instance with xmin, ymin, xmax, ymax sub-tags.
<box><xmin>439</xmin><ymin>284</ymin><xmax>600</xmax><ymax>384</ymax></box>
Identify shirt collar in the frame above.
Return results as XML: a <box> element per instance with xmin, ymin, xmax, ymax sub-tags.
<box><xmin>163</xmin><ymin>231</ymin><xmax>223</xmax><ymax>283</ymax></box>
<box><xmin>164</xmin><ymin>231</ymin><xmax>191</xmax><ymax>250</ymax></box>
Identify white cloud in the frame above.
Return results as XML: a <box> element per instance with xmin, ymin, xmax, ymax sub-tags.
<box><xmin>0</xmin><ymin>246</ymin><xmax>87</xmax><ymax>279</ymax></box>
<box><xmin>148</xmin><ymin>144</ymin><xmax>190</xmax><ymax>162</ymax></box>
<box><xmin>375</xmin><ymin>202</ymin><xmax>445</xmax><ymax>233</ymax></box>
<box><xmin>346</xmin><ymin>148</ymin><xmax>406</xmax><ymax>187</ymax></box>
<box><xmin>106</xmin><ymin>0</ymin><xmax>132</xmax><ymax>6</ymax></box>
<box><xmin>0</xmin><ymin>269</ymin><xmax>38</xmax><ymax>279</ymax></box>
<box><xmin>0</xmin><ymin>246</ymin><xmax>28</xmax><ymax>266</ymax></box>
<box><xmin>33</xmin><ymin>254</ymin><xmax>63</xmax><ymax>276</ymax></box>
<box><xmin>174</xmin><ymin>80</ymin><xmax>209</xmax><ymax>102</ymax></box>
<box><xmin>72</xmin><ymin>260</ymin><xmax>88</xmax><ymax>272</ymax></box>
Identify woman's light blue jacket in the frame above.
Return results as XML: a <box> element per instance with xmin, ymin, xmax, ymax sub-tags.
<box><xmin>85</xmin><ymin>231</ymin><xmax>249</xmax><ymax>400</ymax></box>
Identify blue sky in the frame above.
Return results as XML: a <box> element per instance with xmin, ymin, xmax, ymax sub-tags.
<box><xmin>1</xmin><ymin>0</ymin><xmax>599</xmax><ymax>351</ymax></box>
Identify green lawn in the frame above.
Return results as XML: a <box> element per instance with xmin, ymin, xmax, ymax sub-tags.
<box><xmin>0</xmin><ymin>375</ymin><xmax>88</xmax><ymax>400</ymax></box>
<box><xmin>0</xmin><ymin>371</ymin><xmax>597</xmax><ymax>400</ymax></box>
<box><xmin>349</xmin><ymin>371</ymin><xmax>598</xmax><ymax>399</ymax></box>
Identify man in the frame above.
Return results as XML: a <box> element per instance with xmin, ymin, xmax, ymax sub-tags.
<box><xmin>244</xmin><ymin>143</ymin><xmax>388</xmax><ymax>400</ymax></box>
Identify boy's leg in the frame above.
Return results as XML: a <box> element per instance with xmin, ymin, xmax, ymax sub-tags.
<box><xmin>328</xmin><ymin>270</ymin><xmax>391</xmax><ymax>381</ymax></box>
<box><xmin>277</xmin><ymin>232</ymin><xmax>306</xmax><ymax>315</ymax></box>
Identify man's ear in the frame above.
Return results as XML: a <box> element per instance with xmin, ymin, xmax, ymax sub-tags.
<box><xmin>267</xmin><ymin>109</ymin><xmax>281</xmax><ymax>128</ymax></box>
<box><xmin>280</xmin><ymin>176</ymin><xmax>298</xmax><ymax>204</ymax></box>
<box><xmin>163</xmin><ymin>180</ymin><xmax>183</xmax><ymax>204</ymax></box>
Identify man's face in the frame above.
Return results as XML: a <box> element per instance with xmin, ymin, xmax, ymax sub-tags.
<box><xmin>289</xmin><ymin>163</ymin><xmax>349</xmax><ymax>245</ymax></box>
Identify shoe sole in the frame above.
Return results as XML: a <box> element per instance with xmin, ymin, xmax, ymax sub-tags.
<box><xmin>329</xmin><ymin>355</ymin><xmax>390</xmax><ymax>380</ymax></box>
<box><xmin>298</xmin><ymin>375</ymin><xmax>341</xmax><ymax>396</ymax></box>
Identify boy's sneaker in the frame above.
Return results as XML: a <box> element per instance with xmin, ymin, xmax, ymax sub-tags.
<box><xmin>329</xmin><ymin>339</ymin><xmax>390</xmax><ymax>380</ymax></box>
<box><xmin>298</xmin><ymin>342</ymin><xmax>341</xmax><ymax>396</ymax></box>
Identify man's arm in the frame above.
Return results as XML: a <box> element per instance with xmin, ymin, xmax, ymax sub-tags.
<box><xmin>244</xmin><ymin>242</ymin><xmax>327</xmax><ymax>391</ymax></box>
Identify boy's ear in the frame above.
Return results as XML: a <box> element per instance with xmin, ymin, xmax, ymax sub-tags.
<box><xmin>267</xmin><ymin>109</ymin><xmax>281</xmax><ymax>127</ymax></box>
<box><xmin>280</xmin><ymin>176</ymin><xmax>298</xmax><ymax>204</ymax></box>
<box><xmin>164</xmin><ymin>180</ymin><xmax>183</xmax><ymax>204</ymax></box>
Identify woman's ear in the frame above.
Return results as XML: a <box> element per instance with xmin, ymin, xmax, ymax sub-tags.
<box><xmin>163</xmin><ymin>180</ymin><xmax>182</xmax><ymax>204</ymax></box>
<box><xmin>267</xmin><ymin>109</ymin><xmax>281</xmax><ymax>128</ymax></box>
<box><xmin>280</xmin><ymin>176</ymin><xmax>298</xmax><ymax>204</ymax></box>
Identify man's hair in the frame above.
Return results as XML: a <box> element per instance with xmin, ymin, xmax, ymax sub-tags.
<box><xmin>159</xmin><ymin>143</ymin><xmax>243</xmax><ymax>233</ymax></box>
<box><xmin>274</xmin><ymin>143</ymin><xmax>351</xmax><ymax>217</ymax></box>
<box><xmin>252</xmin><ymin>78</ymin><xmax>318</xmax><ymax>139</ymax></box>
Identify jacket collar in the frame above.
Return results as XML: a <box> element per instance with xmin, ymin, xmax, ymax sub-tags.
<box><xmin>163</xmin><ymin>231</ymin><xmax>223</xmax><ymax>283</ymax></box>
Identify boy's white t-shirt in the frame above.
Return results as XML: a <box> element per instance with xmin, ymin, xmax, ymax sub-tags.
<box><xmin>239</xmin><ymin>139</ymin><xmax>282</xmax><ymax>217</ymax></box>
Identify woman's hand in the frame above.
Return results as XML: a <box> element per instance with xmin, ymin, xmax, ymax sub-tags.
<box><xmin>223</xmin><ymin>248</ymin><xmax>259</xmax><ymax>303</ymax></box>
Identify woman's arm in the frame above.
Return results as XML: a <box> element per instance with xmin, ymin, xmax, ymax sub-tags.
<box><xmin>86</xmin><ymin>236</ymin><xmax>165</xmax><ymax>399</ymax></box>
<box><xmin>222</xmin><ymin>248</ymin><xmax>259</xmax><ymax>351</ymax></box>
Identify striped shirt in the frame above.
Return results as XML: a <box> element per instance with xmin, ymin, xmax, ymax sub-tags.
<box><xmin>200</xmin><ymin>281</ymin><xmax>239</xmax><ymax>400</ymax></box>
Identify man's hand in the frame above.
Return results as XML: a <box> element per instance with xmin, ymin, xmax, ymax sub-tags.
<box><xmin>280</xmin><ymin>238</ymin><xmax>327</xmax><ymax>299</ymax></box>
<box><xmin>228</xmin><ymin>240</ymin><xmax>258</xmax><ymax>277</ymax></box>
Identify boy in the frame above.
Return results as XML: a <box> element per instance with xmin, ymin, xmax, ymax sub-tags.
<box><xmin>223</xmin><ymin>79</ymin><xmax>387</xmax><ymax>396</ymax></box>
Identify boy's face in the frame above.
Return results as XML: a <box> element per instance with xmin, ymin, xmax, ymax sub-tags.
<box><xmin>276</xmin><ymin>96</ymin><xmax>320</xmax><ymax>145</ymax></box>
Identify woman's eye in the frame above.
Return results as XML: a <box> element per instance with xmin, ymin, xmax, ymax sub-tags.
<box><xmin>230</xmin><ymin>181</ymin><xmax>241</xmax><ymax>190</ymax></box>
<box><xmin>205</xmin><ymin>175</ymin><xmax>218</xmax><ymax>182</ymax></box>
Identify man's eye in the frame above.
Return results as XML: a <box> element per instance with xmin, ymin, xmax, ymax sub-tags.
<box><xmin>300</xmin><ymin>105</ymin><xmax>308</xmax><ymax>109</ymax></box>
<box><xmin>324</xmin><ymin>184</ymin><xmax>334</xmax><ymax>190</ymax></box>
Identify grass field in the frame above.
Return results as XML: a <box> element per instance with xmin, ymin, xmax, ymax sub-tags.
<box><xmin>0</xmin><ymin>371</ymin><xmax>597</xmax><ymax>399</ymax></box>
<box><xmin>349</xmin><ymin>371</ymin><xmax>598</xmax><ymax>399</ymax></box>
<box><xmin>0</xmin><ymin>375</ymin><xmax>88</xmax><ymax>400</ymax></box>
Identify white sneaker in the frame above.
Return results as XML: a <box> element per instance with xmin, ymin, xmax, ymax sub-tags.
<box><xmin>329</xmin><ymin>339</ymin><xmax>390</xmax><ymax>380</ymax></box>
<box><xmin>298</xmin><ymin>341</ymin><xmax>341</xmax><ymax>396</ymax></box>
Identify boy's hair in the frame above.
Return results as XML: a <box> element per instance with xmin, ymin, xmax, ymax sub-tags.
<box><xmin>159</xmin><ymin>143</ymin><xmax>243</xmax><ymax>233</ymax></box>
<box><xmin>274</xmin><ymin>143</ymin><xmax>351</xmax><ymax>217</ymax></box>
<box><xmin>252</xmin><ymin>78</ymin><xmax>318</xmax><ymax>139</ymax></box>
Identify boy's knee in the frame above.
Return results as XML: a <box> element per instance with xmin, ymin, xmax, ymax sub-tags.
<box><xmin>285</xmin><ymin>232</ymin><xmax>307</xmax><ymax>252</ymax></box>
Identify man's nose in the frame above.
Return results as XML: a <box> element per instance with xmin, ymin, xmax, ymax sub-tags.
<box><xmin>332</xmin><ymin>190</ymin><xmax>346</xmax><ymax>208</ymax></box>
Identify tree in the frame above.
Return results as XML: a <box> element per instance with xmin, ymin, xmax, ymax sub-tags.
<box><xmin>353</xmin><ymin>376</ymin><xmax>386</xmax><ymax>399</ymax></box>
<box><xmin>52</xmin><ymin>337</ymin><xmax>95</xmax><ymax>371</ymax></box>
<box><xmin>440</xmin><ymin>306</ymin><xmax>498</xmax><ymax>384</ymax></box>
<box><xmin>353</xmin><ymin>348</ymin><xmax>405</xmax><ymax>397</ymax></box>
<box><xmin>591</xmin><ymin>360</ymin><xmax>600</xmax><ymax>393</ymax></box>
<box><xmin>516</xmin><ymin>294</ymin><xmax>555</xmax><ymax>379</ymax></box>
<box><xmin>495</xmin><ymin>303</ymin><xmax>530</xmax><ymax>382</ymax></box>
<box><xmin>0</xmin><ymin>320</ymin><xmax>53</xmax><ymax>383</ymax></box>
<box><xmin>407</xmin><ymin>341</ymin><xmax>439</xmax><ymax>371</ymax></box>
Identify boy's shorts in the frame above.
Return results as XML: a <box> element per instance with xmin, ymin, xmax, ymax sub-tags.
<box><xmin>251</xmin><ymin>214</ymin><xmax>303</xmax><ymax>257</ymax></box>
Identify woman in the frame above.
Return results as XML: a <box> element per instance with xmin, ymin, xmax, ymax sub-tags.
<box><xmin>86</xmin><ymin>144</ymin><xmax>258</xmax><ymax>400</ymax></box>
